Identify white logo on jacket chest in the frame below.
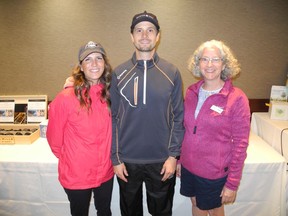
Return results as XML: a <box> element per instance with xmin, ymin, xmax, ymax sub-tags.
<box><xmin>120</xmin><ymin>73</ymin><xmax>137</xmax><ymax>107</ymax></box>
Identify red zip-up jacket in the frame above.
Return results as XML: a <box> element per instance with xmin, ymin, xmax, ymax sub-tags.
<box><xmin>47</xmin><ymin>84</ymin><xmax>114</xmax><ymax>189</ymax></box>
<box><xmin>180</xmin><ymin>79</ymin><xmax>250</xmax><ymax>191</ymax></box>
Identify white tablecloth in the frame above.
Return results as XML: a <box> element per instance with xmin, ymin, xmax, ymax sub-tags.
<box><xmin>251</xmin><ymin>112</ymin><xmax>288</xmax><ymax>160</ymax></box>
<box><xmin>251</xmin><ymin>112</ymin><xmax>288</xmax><ymax>215</ymax></box>
<box><xmin>0</xmin><ymin>133</ymin><xmax>286</xmax><ymax>216</ymax></box>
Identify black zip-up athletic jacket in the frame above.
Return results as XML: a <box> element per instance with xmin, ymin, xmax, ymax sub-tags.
<box><xmin>111</xmin><ymin>52</ymin><xmax>185</xmax><ymax>165</ymax></box>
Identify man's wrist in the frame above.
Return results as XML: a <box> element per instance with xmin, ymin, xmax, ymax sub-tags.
<box><xmin>170</xmin><ymin>155</ymin><xmax>180</xmax><ymax>160</ymax></box>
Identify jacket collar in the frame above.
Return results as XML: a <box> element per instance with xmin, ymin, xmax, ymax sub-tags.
<box><xmin>131</xmin><ymin>52</ymin><xmax>160</xmax><ymax>69</ymax></box>
<box><xmin>190</xmin><ymin>79</ymin><xmax>233</xmax><ymax>97</ymax></box>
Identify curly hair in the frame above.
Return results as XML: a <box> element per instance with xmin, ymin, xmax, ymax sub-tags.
<box><xmin>72</xmin><ymin>54</ymin><xmax>112</xmax><ymax>111</ymax></box>
<box><xmin>187</xmin><ymin>40</ymin><xmax>240</xmax><ymax>80</ymax></box>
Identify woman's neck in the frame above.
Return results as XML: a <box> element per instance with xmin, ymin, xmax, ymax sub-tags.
<box><xmin>202</xmin><ymin>80</ymin><xmax>224</xmax><ymax>91</ymax></box>
<box><xmin>89</xmin><ymin>79</ymin><xmax>100</xmax><ymax>86</ymax></box>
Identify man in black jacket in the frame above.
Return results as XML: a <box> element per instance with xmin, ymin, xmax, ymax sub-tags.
<box><xmin>111</xmin><ymin>11</ymin><xmax>185</xmax><ymax>216</ymax></box>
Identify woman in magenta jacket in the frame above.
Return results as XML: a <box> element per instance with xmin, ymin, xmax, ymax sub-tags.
<box><xmin>47</xmin><ymin>41</ymin><xmax>114</xmax><ymax>216</ymax></box>
<box><xmin>177</xmin><ymin>40</ymin><xmax>250</xmax><ymax>216</ymax></box>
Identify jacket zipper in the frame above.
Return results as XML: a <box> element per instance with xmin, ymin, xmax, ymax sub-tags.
<box><xmin>143</xmin><ymin>61</ymin><xmax>147</xmax><ymax>105</ymax></box>
<box><xmin>193</xmin><ymin>126</ymin><xmax>197</xmax><ymax>134</ymax></box>
<box><xmin>134</xmin><ymin>77</ymin><xmax>138</xmax><ymax>106</ymax></box>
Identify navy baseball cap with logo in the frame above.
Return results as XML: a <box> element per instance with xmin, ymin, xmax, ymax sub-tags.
<box><xmin>130</xmin><ymin>11</ymin><xmax>160</xmax><ymax>33</ymax></box>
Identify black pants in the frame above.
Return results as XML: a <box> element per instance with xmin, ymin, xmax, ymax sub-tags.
<box><xmin>117</xmin><ymin>163</ymin><xmax>176</xmax><ymax>216</ymax></box>
<box><xmin>64</xmin><ymin>177</ymin><xmax>114</xmax><ymax>216</ymax></box>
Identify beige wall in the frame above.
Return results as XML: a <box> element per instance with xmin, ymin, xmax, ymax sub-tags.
<box><xmin>1</xmin><ymin>0</ymin><xmax>287</xmax><ymax>101</ymax></box>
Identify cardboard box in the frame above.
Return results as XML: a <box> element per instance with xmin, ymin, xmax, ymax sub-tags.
<box><xmin>269</xmin><ymin>101</ymin><xmax>288</xmax><ymax>120</ymax></box>
<box><xmin>0</xmin><ymin>95</ymin><xmax>47</xmax><ymax>144</ymax></box>
<box><xmin>0</xmin><ymin>124</ymin><xmax>40</xmax><ymax>144</ymax></box>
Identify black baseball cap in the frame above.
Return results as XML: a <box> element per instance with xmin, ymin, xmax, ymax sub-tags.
<box><xmin>130</xmin><ymin>11</ymin><xmax>160</xmax><ymax>33</ymax></box>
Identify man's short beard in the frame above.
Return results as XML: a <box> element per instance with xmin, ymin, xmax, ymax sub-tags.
<box><xmin>135</xmin><ymin>44</ymin><xmax>156</xmax><ymax>52</ymax></box>
<box><xmin>136</xmin><ymin>47</ymin><xmax>153</xmax><ymax>52</ymax></box>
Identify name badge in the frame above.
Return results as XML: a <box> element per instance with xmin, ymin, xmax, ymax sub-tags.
<box><xmin>210</xmin><ymin>105</ymin><xmax>223</xmax><ymax>114</ymax></box>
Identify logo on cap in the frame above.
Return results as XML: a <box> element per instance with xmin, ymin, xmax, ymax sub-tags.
<box><xmin>85</xmin><ymin>41</ymin><xmax>98</xmax><ymax>49</ymax></box>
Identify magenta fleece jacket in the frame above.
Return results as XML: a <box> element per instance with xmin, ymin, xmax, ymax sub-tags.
<box><xmin>180</xmin><ymin>79</ymin><xmax>250</xmax><ymax>191</ymax></box>
<box><xmin>46</xmin><ymin>84</ymin><xmax>114</xmax><ymax>189</ymax></box>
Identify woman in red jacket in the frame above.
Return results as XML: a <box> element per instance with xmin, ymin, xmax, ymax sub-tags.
<box><xmin>47</xmin><ymin>41</ymin><xmax>114</xmax><ymax>216</ymax></box>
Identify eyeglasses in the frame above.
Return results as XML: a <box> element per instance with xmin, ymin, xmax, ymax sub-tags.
<box><xmin>199</xmin><ymin>57</ymin><xmax>223</xmax><ymax>64</ymax></box>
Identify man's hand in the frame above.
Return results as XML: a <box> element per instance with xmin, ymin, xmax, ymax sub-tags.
<box><xmin>113</xmin><ymin>163</ymin><xmax>129</xmax><ymax>182</ymax></box>
<box><xmin>160</xmin><ymin>156</ymin><xmax>177</xmax><ymax>181</ymax></box>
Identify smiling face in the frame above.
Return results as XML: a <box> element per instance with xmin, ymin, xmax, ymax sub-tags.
<box><xmin>199</xmin><ymin>46</ymin><xmax>226</xmax><ymax>83</ymax></box>
<box><xmin>130</xmin><ymin>21</ymin><xmax>160</xmax><ymax>59</ymax></box>
<box><xmin>80</xmin><ymin>52</ymin><xmax>105</xmax><ymax>85</ymax></box>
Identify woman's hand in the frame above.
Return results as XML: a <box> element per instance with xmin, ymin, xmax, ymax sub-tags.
<box><xmin>221</xmin><ymin>186</ymin><xmax>237</xmax><ymax>204</ymax></box>
<box><xmin>176</xmin><ymin>163</ymin><xmax>181</xmax><ymax>177</ymax></box>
